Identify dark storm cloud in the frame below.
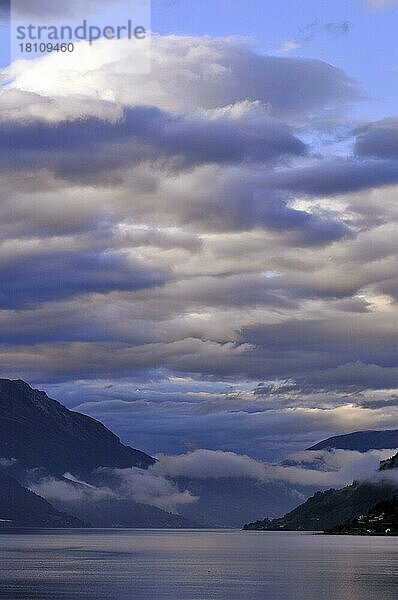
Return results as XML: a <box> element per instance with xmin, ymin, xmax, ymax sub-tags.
<box><xmin>116</xmin><ymin>167</ymin><xmax>351</xmax><ymax>240</ymax></box>
<box><xmin>1</xmin><ymin>311</ymin><xmax>398</xmax><ymax>391</ymax></box>
<box><xmin>251</xmin><ymin>199</ymin><xmax>349</xmax><ymax>244</ymax></box>
<box><xmin>0</xmin><ymin>248</ymin><xmax>168</xmax><ymax>308</ymax></box>
<box><xmin>0</xmin><ymin>307</ymin><xmax>115</xmax><ymax>345</ymax></box>
<box><xmin>22</xmin><ymin>372</ymin><xmax>395</xmax><ymax>461</ymax></box>
<box><xmin>359</xmin><ymin>397</ymin><xmax>398</xmax><ymax>410</ymax></box>
<box><xmin>354</xmin><ymin>118</ymin><xmax>398</xmax><ymax>159</ymax></box>
<box><xmin>192</xmin><ymin>185</ymin><xmax>349</xmax><ymax>241</ymax></box>
<box><xmin>265</xmin><ymin>159</ymin><xmax>398</xmax><ymax>196</ymax></box>
<box><xmin>240</xmin><ymin>315</ymin><xmax>398</xmax><ymax>390</ymax></box>
<box><xmin>70</xmin><ymin>391</ymin><xmax>395</xmax><ymax>459</ymax></box>
<box><xmin>0</xmin><ymin>106</ymin><xmax>306</xmax><ymax>180</ymax></box>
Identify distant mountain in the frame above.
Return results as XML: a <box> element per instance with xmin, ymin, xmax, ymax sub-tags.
<box><xmin>0</xmin><ymin>470</ymin><xmax>83</xmax><ymax>528</ymax></box>
<box><xmin>50</xmin><ymin>495</ymin><xmax>200</xmax><ymax>529</ymax></box>
<box><xmin>308</xmin><ymin>430</ymin><xmax>398</xmax><ymax>452</ymax></box>
<box><xmin>327</xmin><ymin>496</ymin><xmax>398</xmax><ymax>535</ymax></box>
<box><xmin>244</xmin><ymin>450</ymin><xmax>398</xmax><ymax>531</ymax></box>
<box><xmin>174</xmin><ymin>477</ymin><xmax>307</xmax><ymax>528</ymax></box>
<box><xmin>0</xmin><ymin>379</ymin><xmax>155</xmax><ymax>476</ymax></box>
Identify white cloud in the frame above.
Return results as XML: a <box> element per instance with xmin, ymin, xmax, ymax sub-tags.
<box><xmin>153</xmin><ymin>449</ymin><xmax>267</xmax><ymax>480</ymax></box>
<box><xmin>28</xmin><ymin>448</ymin><xmax>398</xmax><ymax>516</ymax></box>
<box><xmin>29</xmin><ymin>474</ymin><xmax>116</xmax><ymax>503</ymax></box>
<box><xmin>268</xmin><ymin>448</ymin><xmax>395</xmax><ymax>486</ymax></box>
<box><xmin>278</xmin><ymin>40</ymin><xmax>302</xmax><ymax>53</ymax></box>
<box><xmin>3</xmin><ymin>35</ymin><xmax>357</xmax><ymax>118</ymax></box>
<box><xmin>30</xmin><ymin>468</ymin><xmax>197</xmax><ymax>514</ymax></box>
<box><xmin>153</xmin><ymin>447</ymin><xmax>396</xmax><ymax>488</ymax></box>
<box><xmin>109</xmin><ymin>467</ymin><xmax>197</xmax><ymax>513</ymax></box>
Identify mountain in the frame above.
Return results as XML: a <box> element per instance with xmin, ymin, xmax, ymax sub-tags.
<box><xmin>308</xmin><ymin>430</ymin><xmax>398</xmax><ymax>452</ymax></box>
<box><xmin>49</xmin><ymin>495</ymin><xmax>200</xmax><ymax>529</ymax></box>
<box><xmin>0</xmin><ymin>378</ymin><xmax>155</xmax><ymax>476</ymax></box>
<box><xmin>243</xmin><ymin>480</ymin><xmax>398</xmax><ymax>531</ymax></box>
<box><xmin>0</xmin><ymin>379</ymin><xmax>199</xmax><ymax>528</ymax></box>
<box><xmin>244</xmin><ymin>449</ymin><xmax>398</xmax><ymax>532</ymax></box>
<box><xmin>49</xmin><ymin>469</ymin><xmax>311</xmax><ymax>529</ymax></box>
<box><xmin>174</xmin><ymin>477</ymin><xmax>307</xmax><ymax>528</ymax></box>
<box><xmin>0</xmin><ymin>470</ymin><xmax>84</xmax><ymax>528</ymax></box>
<box><xmin>327</xmin><ymin>496</ymin><xmax>398</xmax><ymax>535</ymax></box>
<box><xmin>380</xmin><ymin>451</ymin><xmax>398</xmax><ymax>470</ymax></box>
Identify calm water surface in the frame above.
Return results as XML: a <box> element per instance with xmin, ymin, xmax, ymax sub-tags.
<box><xmin>0</xmin><ymin>529</ymin><xmax>397</xmax><ymax>599</ymax></box>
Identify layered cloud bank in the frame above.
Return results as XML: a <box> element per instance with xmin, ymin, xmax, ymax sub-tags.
<box><xmin>1</xmin><ymin>35</ymin><xmax>398</xmax><ymax>457</ymax></box>
<box><xmin>153</xmin><ymin>448</ymin><xmax>395</xmax><ymax>488</ymax></box>
<box><xmin>29</xmin><ymin>447</ymin><xmax>397</xmax><ymax>517</ymax></box>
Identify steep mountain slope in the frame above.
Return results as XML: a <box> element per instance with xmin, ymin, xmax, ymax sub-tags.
<box><xmin>327</xmin><ymin>495</ymin><xmax>398</xmax><ymax>535</ymax></box>
<box><xmin>0</xmin><ymin>379</ymin><xmax>155</xmax><ymax>476</ymax></box>
<box><xmin>308</xmin><ymin>430</ymin><xmax>398</xmax><ymax>452</ymax></box>
<box><xmin>0</xmin><ymin>470</ymin><xmax>83</xmax><ymax>528</ymax></box>
<box><xmin>245</xmin><ymin>449</ymin><xmax>398</xmax><ymax>532</ymax></box>
<box><xmin>380</xmin><ymin>451</ymin><xmax>398</xmax><ymax>470</ymax></box>
<box><xmin>0</xmin><ymin>379</ymin><xmax>200</xmax><ymax>528</ymax></box>
<box><xmin>244</xmin><ymin>480</ymin><xmax>398</xmax><ymax>531</ymax></box>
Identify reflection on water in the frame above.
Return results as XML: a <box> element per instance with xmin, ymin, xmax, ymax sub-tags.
<box><xmin>0</xmin><ymin>529</ymin><xmax>397</xmax><ymax>599</ymax></box>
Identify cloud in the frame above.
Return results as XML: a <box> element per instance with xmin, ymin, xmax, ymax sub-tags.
<box><xmin>109</xmin><ymin>467</ymin><xmax>197</xmax><ymax>512</ymax></box>
<box><xmin>153</xmin><ymin>447</ymin><xmax>395</xmax><ymax>489</ymax></box>
<box><xmin>4</xmin><ymin>36</ymin><xmax>359</xmax><ymax>118</ymax></box>
<box><xmin>66</xmin><ymin>384</ymin><xmax>398</xmax><ymax>461</ymax></box>
<box><xmin>354</xmin><ymin>118</ymin><xmax>398</xmax><ymax>159</ymax></box>
<box><xmin>279</xmin><ymin>20</ymin><xmax>352</xmax><ymax>53</ymax></box>
<box><xmin>29</xmin><ymin>473</ymin><xmax>116</xmax><ymax>503</ymax></box>
<box><xmin>265</xmin><ymin>159</ymin><xmax>398</xmax><ymax>196</ymax></box>
<box><xmin>2</xmin><ymin>34</ymin><xmax>398</xmax><ymax>458</ymax></box>
<box><xmin>0</xmin><ymin>103</ymin><xmax>306</xmax><ymax>182</ymax></box>
<box><xmin>0</xmin><ymin>246</ymin><xmax>169</xmax><ymax>308</ymax></box>
<box><xmin>272</xmin><ymin>448</ymin><xmax>395</xmax><ymax>486</ymax></box>
<box><xmin>153</xmin><ymin>449</ymin><xmax>267</xmax><ymax>480</ymax></box>
<box><xmin>30</xmin><ymin>468</ymin><xmax>197</xmax><ymax>514</ymax></box>
<box><xmin>29</xmin><ymin>448</ymin><xmax>398</xmax><ymax>520</ymax></box>
<box><xmin>372</xmin><ymin>468</ymin><xmax>398</xmax><ymax>485</ymax></box>
<box><xmin>0</xmin><ymin>89</ymin><xmax>123</xmax><ymax>124</ymax></box>
<box><xmin>113</xmin><ymin>165</ymin><xmax>348</xmax><ymax>238</ymax></box>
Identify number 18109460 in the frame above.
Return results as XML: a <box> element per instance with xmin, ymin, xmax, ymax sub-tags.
<box><xmin>19</xmin><ymin>43</ymin><xmax>75</xmax><ymax>53</ymax></box>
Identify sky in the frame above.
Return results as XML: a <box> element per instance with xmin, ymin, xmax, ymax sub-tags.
<box><xmin>1</xmin><ymin>0</ymin><xmax>398</xmax><ymax>461</ymax></box>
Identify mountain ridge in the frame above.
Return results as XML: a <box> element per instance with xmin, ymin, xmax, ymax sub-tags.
<box><xmin>244</xmin><ymin>449</ymin><xmax>398</xmax><ymax>532</ymax></box>
<box><xmin>307</xmin><ymin>429</ymin><xmax>398</xmax><ymax>452</ymax></box>
<box><xmin>0</xmin><ymin>378</ymin><xmax>199</xmax><ymax>528</ymax></box>
<box><xmin>0</xmin><ymin>470</ymin><xmax>84</xmax><ymax>528</ymax></box>
<box><xmin>326</xmin><ymin>495</ymin><xmax>398</xmax><ymax>535</ymax></box>
<box><xmin>0</xmin><ymin>378</ymin><xmax>155</xmax><ymax>476</ymax></box>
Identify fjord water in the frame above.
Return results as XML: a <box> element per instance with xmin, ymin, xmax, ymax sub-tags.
<box><xmin>0</xmin><ymin>529</ymin><xmax>397</xmax><ymax>599</ymax></box>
